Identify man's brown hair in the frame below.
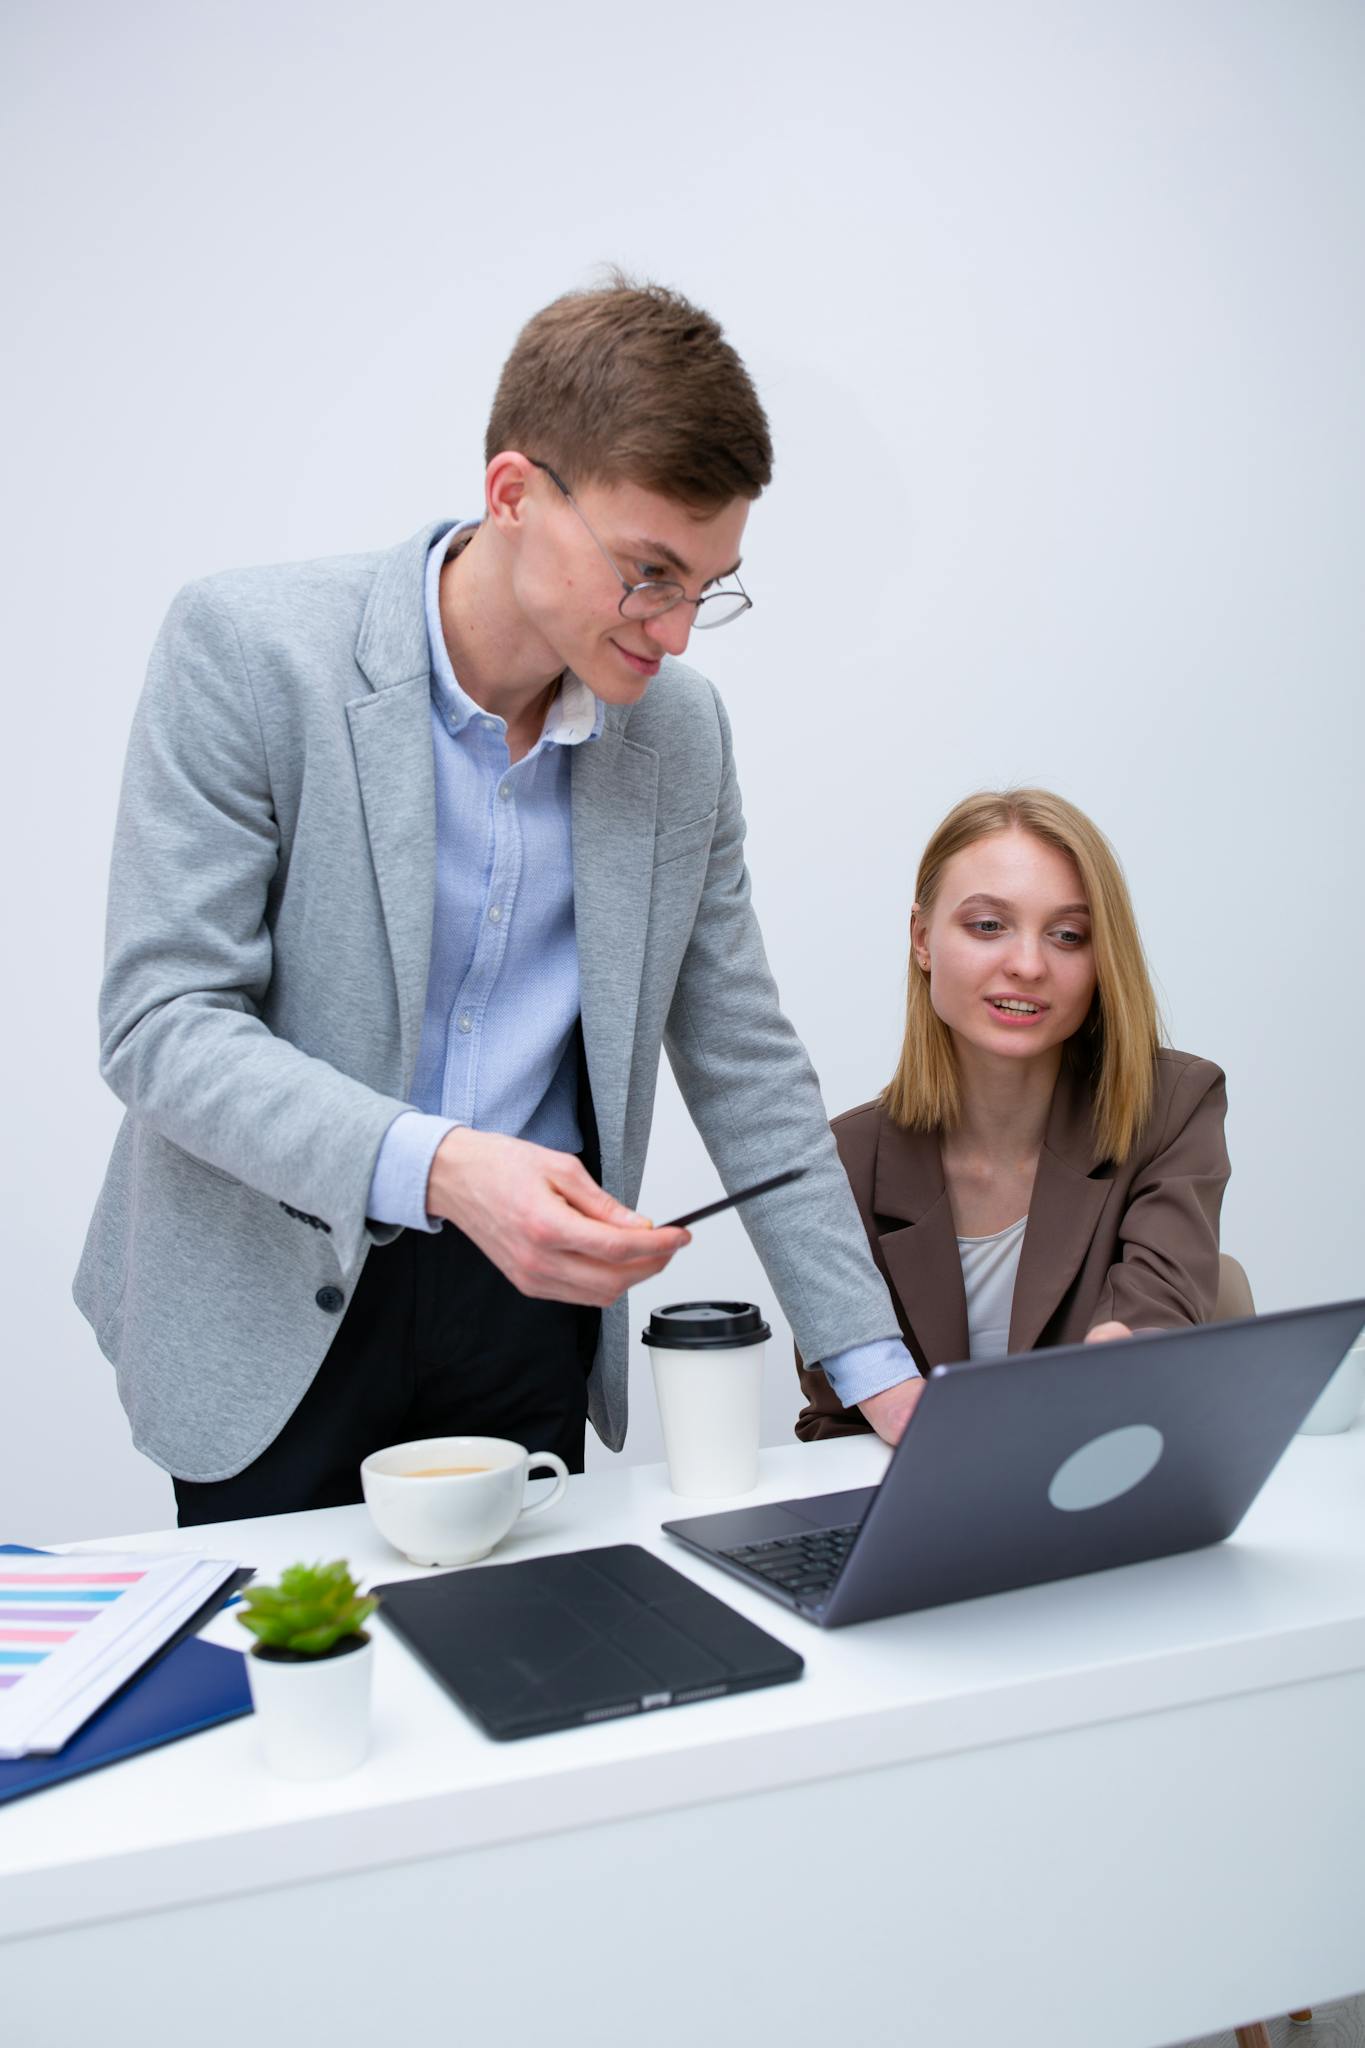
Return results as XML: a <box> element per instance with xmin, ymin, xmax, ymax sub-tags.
<box><xmin>486</xmin><ymin>276</ymin><xmax>773</xmax><ymax>510</ymax></box>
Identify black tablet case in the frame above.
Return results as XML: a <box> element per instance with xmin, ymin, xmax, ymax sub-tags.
<box><xmin>373</xmin><ymin>1543</ymin><xmax>803</xmax><ymax>1740</ymax></box>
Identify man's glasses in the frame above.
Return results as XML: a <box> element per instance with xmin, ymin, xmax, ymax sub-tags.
<box><xmin>530</xmin><ymin>460</ymin><xmax>752</xmax><ymax>630</ymax></box>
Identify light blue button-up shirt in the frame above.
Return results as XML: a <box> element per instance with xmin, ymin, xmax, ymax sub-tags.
<box><xmin>366</xmin><ymin>523</ymin><xmax>603</xmax><ymax>1229</ymax></box>
<box><xmin>366</xmin><ymin>523</ymin><xmax>914</xmax><ymax>1409</ymax></box>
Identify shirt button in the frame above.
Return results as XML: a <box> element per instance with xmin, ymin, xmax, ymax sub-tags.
<box><xmin>315</xmin><ymin>1285</ymin><xmax>345</xmax><ymax>1314</ymax></box>
<box><xmin>458</xmin><ymin>1014</ymin><xmax>473</xmax><ymax>1033</ymax></box>
<box><xmin>499</xmin><ymin>782</ymin><xmax>512</xmax><ymax>801</ymax></box>
<box><xmin>482</xmin><ymin>717</ymin><xmax>497</xmax><ymax>732</ymax></box>
<box><xmin>487</xmin><ymin>905</ymin><xmax>503</xmax><ymax>924</ymax></box>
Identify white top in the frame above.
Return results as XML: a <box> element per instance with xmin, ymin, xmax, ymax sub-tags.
<box><xmin>957</xmin><ymin>1213</ymin><xmax>1028</xmax><ymax>1359</ymax></box>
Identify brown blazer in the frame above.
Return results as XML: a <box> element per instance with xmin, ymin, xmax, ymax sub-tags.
<box><xmin>795</xmin><ymin>1048</ymin><xmax>1229</xmax><ymax>1440</ymax></box>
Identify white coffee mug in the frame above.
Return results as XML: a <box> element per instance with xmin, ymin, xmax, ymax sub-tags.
<box><xmin>360</xmin><ymin>1436</ymin><xmax>569</xmax><ymax>1566</ymax></box>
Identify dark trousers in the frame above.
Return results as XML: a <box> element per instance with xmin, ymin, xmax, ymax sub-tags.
<box><xmin>173</xmin><ymin>1224</ymin><xmax>600</xmax><ymax>1526</ymax></box>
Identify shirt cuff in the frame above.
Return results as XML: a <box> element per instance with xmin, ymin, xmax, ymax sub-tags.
<box><xmin>821</xmin><ymin>1335</ymin><xmax>919</xmax><ymax>1409</ymax></box>
<box><xmin>367</xmin><ymin>1112</ymin><xmax>459</xmax><ymax>1232</ymax></box>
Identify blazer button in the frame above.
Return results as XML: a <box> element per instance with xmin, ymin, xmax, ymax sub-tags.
<box><xmin>315</xmin><ymin>1286</ymin><xmax>345</xmax><ymax>1314</ymax></box>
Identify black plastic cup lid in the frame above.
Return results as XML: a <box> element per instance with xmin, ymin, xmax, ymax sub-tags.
<box><xmin>640</xmin><ymin>1301</ymin><xmax>772</xmax><ymax>1350</ymax></box>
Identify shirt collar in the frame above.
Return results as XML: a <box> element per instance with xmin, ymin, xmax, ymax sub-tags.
<box><xmin>424</xmin><ymin>523</ymin><xmax>603</xmax><ymax>748</ymax></box>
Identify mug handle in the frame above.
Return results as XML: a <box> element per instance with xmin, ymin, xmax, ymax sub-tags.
<box><xmin>519</xmin><ymin>1451</ymin><xmax>570</xmax><ymax>1518</ymax></box>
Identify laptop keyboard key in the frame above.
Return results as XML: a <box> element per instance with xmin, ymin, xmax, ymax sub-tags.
<box><xmin>720</xmin><ymin>1524</ymin><xmax>861</xmax><ymax>1598</ymax></box>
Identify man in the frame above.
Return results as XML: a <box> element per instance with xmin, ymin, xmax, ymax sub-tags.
<box><xmin>76</xmin><ymin>279</ymin><xmax>922</xmax><ymax>1524</ymax></box>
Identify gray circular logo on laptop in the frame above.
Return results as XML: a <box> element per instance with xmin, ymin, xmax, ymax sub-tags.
<box><xmin>1047</xmin><ymin>1423</ymin><xmax>1165</xmax><ymax>1512</ymax></box>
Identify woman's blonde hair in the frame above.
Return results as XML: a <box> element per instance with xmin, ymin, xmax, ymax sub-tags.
<box><xmin>882</xmin><ymin>789</ymin><xmax>1162</xmax><ymax>1164</ymax></box>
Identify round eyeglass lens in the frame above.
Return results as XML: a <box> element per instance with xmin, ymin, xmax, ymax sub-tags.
<box><xmin>693</xmin><ymin>592</ymin><xmax>750</xmax><ymax>629</ymax></box>
<box><xmin>620</xmin><ymin>582</ymin><xmax>685</xmax><ymax>620</ymax></box>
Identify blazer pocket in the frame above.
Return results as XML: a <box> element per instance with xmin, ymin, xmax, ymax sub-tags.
<box><xmin>652</xmin><ymin>808</ymin><xmax>718</xmax><ymax>869</ymax></box>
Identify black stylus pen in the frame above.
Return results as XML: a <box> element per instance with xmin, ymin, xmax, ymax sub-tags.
<box><xmin>660</xmin><ymin>1166</ymin><xmax>807</xmax><ymax>1231</ymax></box>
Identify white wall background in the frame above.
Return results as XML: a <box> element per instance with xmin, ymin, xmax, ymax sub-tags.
<box><xmin>2</xmin><ymin>0</ymin><xmax>1361</xmax><ymax>1542</ymax></box>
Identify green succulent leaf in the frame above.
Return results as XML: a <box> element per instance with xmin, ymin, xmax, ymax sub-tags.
<box><xmin>235</xmin><ymin>1560</ymin><xmax>377</xmax><ymax>1656</ymax></box>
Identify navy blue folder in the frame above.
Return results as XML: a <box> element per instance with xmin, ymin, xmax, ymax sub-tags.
<box><xmin>0</xmin><ymin>1545</ymin><xmax>253</xmax><ymax>1806</ymax></box>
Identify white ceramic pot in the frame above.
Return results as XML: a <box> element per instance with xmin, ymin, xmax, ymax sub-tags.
<box><xmin>246</xmin><ymin>1634</ymin><xmax>374</xmax><ymax>1779</ymax></box>
<box><xmin>1297</xmin><ymin>1336</ymin><xmax>1365</xmax><ymax>1436</ymax></box>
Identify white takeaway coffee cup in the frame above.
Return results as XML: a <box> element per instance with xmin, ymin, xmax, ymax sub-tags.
<box><xmin>642</xmin><ymin>1301</ymin><xmax>771</xmax><ymax>1498</ymax></box>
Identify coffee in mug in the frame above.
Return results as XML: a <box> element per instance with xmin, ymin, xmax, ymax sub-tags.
<box><xmin>404</xmin><ymin>1465</ymin><xmax>490</xmax><ymax>1477</ymax></box>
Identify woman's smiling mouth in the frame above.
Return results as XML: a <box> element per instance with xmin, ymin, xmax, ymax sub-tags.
<box><xmin>984</xmin><ymin>995</ymin><xmax>1049</xmax><ymax>1021</ymax></box>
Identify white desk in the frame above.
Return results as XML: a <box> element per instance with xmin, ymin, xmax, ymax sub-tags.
<box><xmin>5</xmin><ymin>1429</ymin><xmax>1364</xmax><ymax>2048</ymax></box>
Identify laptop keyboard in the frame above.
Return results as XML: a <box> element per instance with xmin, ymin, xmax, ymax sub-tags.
<box><xmin>721</xmin><ymin>1525</ymin><xmax>860</xmax><ymax>1600</ymax></box>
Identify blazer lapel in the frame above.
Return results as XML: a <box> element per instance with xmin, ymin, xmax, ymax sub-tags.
<box><xmin>1009</xmin><ymin>1061</ymin><xmax>1110</xmax><ymax>1352</ymax></box>
<box><xmin>346</xmin><ymin>680</ymin><xmax>436</xmax><ymax>1084</ymax></box>
<box><xmin>872</xmin><ymin>1121</ymin><xmax>971</xmax><ymax>1371</ymax></box>
<box><xmin>347</xmin><ymin>524</ymin><xmax>447</xmax><ymax>1085</ymax></box>
<box><xmin>572</xmin><ymin>715</ymin><xmax>659</xmax><ymax>1179</ymax></box>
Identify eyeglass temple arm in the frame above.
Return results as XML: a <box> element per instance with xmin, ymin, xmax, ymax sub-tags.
<box><xmin>528</xmin><ymin>458</ymin><xmax>635</xmax><ymax>598</ymax></box>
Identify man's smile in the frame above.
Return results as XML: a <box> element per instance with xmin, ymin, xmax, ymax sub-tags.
<box><xmin>611</xmin><ymin>639</ymin><xmax>661</xmax><ymax>679</ymax></box>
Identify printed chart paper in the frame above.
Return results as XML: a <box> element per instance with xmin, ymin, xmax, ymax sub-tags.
<box><xmin>0</xmin><ymin>1552</ymin><xmax>237</xmax><ymax>1756</ymax></box>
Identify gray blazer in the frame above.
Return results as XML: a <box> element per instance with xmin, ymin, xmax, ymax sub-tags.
<box><xmin>75</xmin><ymin>522</ymin><xmax>900</xmax><ymax>1481</ymax></box>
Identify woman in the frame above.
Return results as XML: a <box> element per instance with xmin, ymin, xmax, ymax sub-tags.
<box><xmin>797</xmin><ymin>788</ymin><xmax>1229</xmax><ymax>1441</ymax></box>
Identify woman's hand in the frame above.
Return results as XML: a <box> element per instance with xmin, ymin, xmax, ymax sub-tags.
<box><xmin>858</xmin><ymin>1375</ymin><xmax>927</xmax><ymax>1445</ymax></box>
<box><xmin>1085</xmin><ymin>1321</ymin><xmax>1134</xmax><ymax>1343</ymax></box>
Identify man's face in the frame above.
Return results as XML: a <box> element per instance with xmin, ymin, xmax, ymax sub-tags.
<box><xmin>509</xmin><ymin>471</ymin><xmax>751</xmax><ymax>703</ymax></box>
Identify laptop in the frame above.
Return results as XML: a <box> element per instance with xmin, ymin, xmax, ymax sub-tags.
<box><xmin>663</xmin><ymin>1297</ymin><xmax>1365</xmax><ymax>1629</ymax></box>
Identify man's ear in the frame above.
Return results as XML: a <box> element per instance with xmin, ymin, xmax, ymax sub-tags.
<box><xmin>484</xmin><ymin>451</ymin><xmax>536</xmax><ymax>531</ymax></box>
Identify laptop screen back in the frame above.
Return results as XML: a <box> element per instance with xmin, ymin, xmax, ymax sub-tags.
<box><xmin>821</xmin><ymin>1297</ymin><xmax>1365</xmax><ymax>1628</ymax></box>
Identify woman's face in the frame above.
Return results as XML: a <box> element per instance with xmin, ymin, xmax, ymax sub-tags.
<box><xmin>912</xmin><ymin>828</ymin><xmax>1099</xmax><ymax>1066</ymax></box>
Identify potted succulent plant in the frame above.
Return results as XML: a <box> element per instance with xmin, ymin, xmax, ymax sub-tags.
<box><xmin>237</xmin><ymin>1560</ymin><xmax>378</xmax><ymax>1780</ymax></box>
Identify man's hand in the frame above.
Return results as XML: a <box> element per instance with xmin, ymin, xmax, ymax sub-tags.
<box><xmin>858</xmin><ymin>1374</ymin><xmax>927</xmax><ymax>1446</ymax></box>
<box><xmin>1085</xmin><ymin>1321</ymin><xmax>1134</xmax><ymax>1343</ymax></box>
<box><xmin>427</xmin><ymin>1128</ymin><xmax>690</xmax><ymax>1307</ymax></box>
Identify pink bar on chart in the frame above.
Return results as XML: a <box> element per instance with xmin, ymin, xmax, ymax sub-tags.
<box><xmin>0</xmin><ymin>1573</ymin><xmax>143</xmax><ymax>1586</ymax></box>
<box><xmin>0</xmin><ymin>1628</ymin><xmax>77</xmax><ymax>1644</ymax></box>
